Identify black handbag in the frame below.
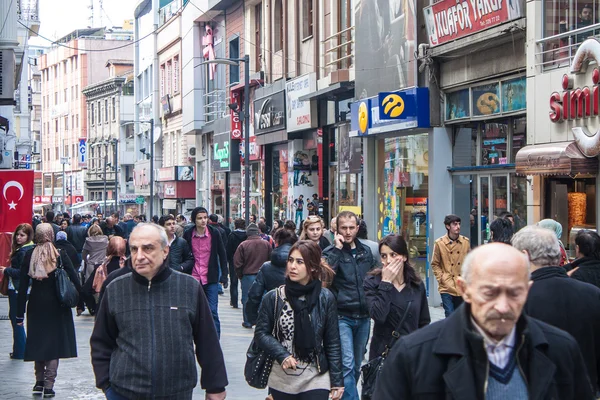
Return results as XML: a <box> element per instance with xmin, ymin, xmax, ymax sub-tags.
<box><xmin>361</xmin><ymin>300</ymin><xmax>413</xmax><ymax>398</ymax></box>
<box><xmin>55</xmin><ymin>255</ymin><xmax>79</xmax><ymax>308</ymax></box>
<box><xmin>244</xmin><ymin>287</ymin><xmax>280</xmax><ymax>389</ymax></box>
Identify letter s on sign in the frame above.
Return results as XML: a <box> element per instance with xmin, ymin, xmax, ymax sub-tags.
<box><xmin>549</xmin><ymin>92</ymin><xmax>563</xmax><ymax>122</ymax></box>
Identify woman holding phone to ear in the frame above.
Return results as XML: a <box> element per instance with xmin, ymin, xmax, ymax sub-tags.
<box><xmin>364</xmin><ymin>234</ymin><xmax>430</xmax><ymax>364</ymax></box>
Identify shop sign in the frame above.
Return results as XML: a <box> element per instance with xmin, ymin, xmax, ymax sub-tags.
<box><xmin>133</xmin><ymin>161</ymin><xmax>151</xmax><ymax>196</ymax></box>
<box><xmin>135</xmin><ymin>196</ymin><xmax>145</xmax><ymax>205</ymax></box>
<box><xmin>254</xmin><ymin>91</ymin><xmax>286</xmax><ymax>135</ymax></box>
<box><xmin>231</xmin><ymin>91</ymin><xmax>242</xmax><ymax>139</ymax></box>
<box><xmin>157</xmin><ymin>167</ymin><xmax>176</xmax><ymax>182</ymax></box>
<box><xmin>164</xmin><ymin>183</ymin><xmax>177</xmax><ymax>198</ymax></box>
<box><xmin>78</xmin><ymin>138</ymin><xmax>87</xmax><ymax>168</ymax></box>
<box><xmin>212</xmin><ymin>132</ymin><xmax>241</xmax><ymax>172</ymax></box>
<box><xmin>240</xmin><ymin>136</ymin><xmax>262</xmax><ymax>161</ymax></box>
<box><xmin>285</xmin><ymin>73</ymin><xmax>317</xmax><ymax>132</ymax></box>
<box><xmin>349</xmin><ymin>99</ymin><xmax>371</xmax><ymax>137</ymax></box>
<box><xmin>423</xmin><ymin>0</ymin><xmax>522</xmax><ymax>47</ymax></box>
<box><xmin>120</xmin><ymin>194</ymin><xmax>138</xmax><ymax>204</ymax></box>
<box><xmin>34</xmin><ymin>196</ymin><xmax>52</xmax><ymax>203</ymax></box>
<box><xmin>163</xmin><ymin>199</ymin><xmax>177</xmax><ymax>209</ymax></box>
<box><xmin>52</xmin><ymin>196</ymin><xmax>63</xmax><ymax>203</ymax></box>
<box><xmin>177</xmin><ymin>166</ymin><xmax>194</xmax><ymax>181</ymax></box>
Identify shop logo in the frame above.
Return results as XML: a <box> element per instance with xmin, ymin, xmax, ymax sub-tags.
<box><xmin>358</xmin><ymin>101</ymin><xmax>369</xmax><ymax>134</ymax></box>
<box><xmin>549</xmin><ymin>38</ymin><xmax>600</xmax><ymax>157</ymax></box>
<box><xmin>381</xmin><ymin>93</ymin><xmax>405</xmax><ymax>118</ymax></box>
<box><xmin>256</xmin><ymin>98</ymin><xmax>284</xmax><ymax>131</ymax></box>
<box><xmin>214</xmin><ymin>141</ymin><xmax>230</xmax><ymax>168</ymax></box>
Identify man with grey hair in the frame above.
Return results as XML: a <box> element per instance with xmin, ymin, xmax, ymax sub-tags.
<box><xmin>91</xmin><ymin>223</ymin><xmax>228</xmax><ymax>400</ymax></box>
<box><xmin>374</xmin><ymin>243</ymin><xmax>593</xmax><ymax>399</ymax></box>
<box><xmin>513</xmin><ymin>226</ymin><xmax>600</xmax><ymax>394</ymax></box>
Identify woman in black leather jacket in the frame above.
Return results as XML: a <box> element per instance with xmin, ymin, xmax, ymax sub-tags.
<box><xmin>253</xmin><ymin>240</ymin><xmax>344</xmax><ymax>400</ymax></box>
<box><xmin>364</xmin><ymin>234</ymin><xmax>430</xmax><ymax>363</ymax></box>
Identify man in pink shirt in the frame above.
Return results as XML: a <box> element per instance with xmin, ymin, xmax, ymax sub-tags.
<box><xmin>183</xmin><ymin>207</ymin><xmax>228</xmax><ymax>337</ymax></box>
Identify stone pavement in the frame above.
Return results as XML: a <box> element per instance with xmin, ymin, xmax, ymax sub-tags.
<box><xmin>0</xmin><ymin>292</ymin><xmax>444</xmax><ymax>399</ymax></box>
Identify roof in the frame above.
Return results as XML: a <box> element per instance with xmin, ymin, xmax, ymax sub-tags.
<box><xmin>105</xmin><ymin>59</ymin><xmax>134</xmax><ymax>68</ymax></box>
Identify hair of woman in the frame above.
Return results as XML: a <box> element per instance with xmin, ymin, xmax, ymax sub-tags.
<box><xmin>273</xmin><ymin>227</ymin><xmax>298</xmax><ymax>246</ymax></box>
<box><xmin>369</xmin><ymin>234</ymin><xmax>422</xmax><ymax>287</ymax></box>
<box><xmin>10</xmin><ymin>223</ymin><xmax>34</xmax><ymax>258</ymax></box>
<box><xmin>88</xmin><ymin>224</ymin><xmax>103</xmax><ymax>237</ymax></box>
<box><xmin>299</xmin><ymin>216</ymin><xmax>324</xmax><ymax>241</ymax></box>
<box><xmin>287</xmin><ymin>240</ymin><xmax>335</xmax><ymax>287</ymax></box>
<box><xmin>106</xmin><ymin>236</ymin><xmax>127</xmax><ymax>258</ymax></box>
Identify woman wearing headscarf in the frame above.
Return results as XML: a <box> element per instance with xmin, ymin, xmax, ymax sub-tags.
<box><xmin>537</xmin><ymin>219</ymin><xmax>568</xmax><ymax>265</ymax></box>
<box><xmin>79</xmin><ymin>224</ymin><xmax>108</xmax><ymax>316</ymax></box>
<box><xmin>16</xmin><ymin>223</ymin><xmax>81</xmax><ymax>398</ymax></box>
<box><xmin>0</xmin><ymin>223</ymin><xmax>34</xmax><ymax>359</ymax></box>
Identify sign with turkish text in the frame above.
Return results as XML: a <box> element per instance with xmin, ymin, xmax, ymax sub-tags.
<box><xmin>157</xmin><ymin>167</ymin><xmax>176</xmax><ymax>182</ymax></box>
<box><xmin>423</xmin><ymin>0</ymin><xmax>523</xmax><ymax>46</ymax></box>
<box><xmin>0</xmin><ymin>170</ymin><xmax>34</xmax><ymax>233</ymax></box>
<box><xmin>231</xmin><ymin>91</ymin><xmax>242</xmax><ymax>139</ymax></box>
<box><xmin>286</xmin><ymin>73</ymin><xmax>317</xmax><ymax>132</ymax></box>
<box><xmin>212</xmin><ymin>132</ymin><xmax>241</xmax><ymax>172</ymax></box>
<box><xmin>78</xmin><ymin>138</ymin><xmax>87</xmax><ymax>168</ymax></box>
<box><xmin>254</xmin><ymin>91</ymin><xmax>286</xmax><ymax>135</ymax></box>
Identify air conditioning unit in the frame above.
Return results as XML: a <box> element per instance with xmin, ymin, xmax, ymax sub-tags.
<box><xmin>32</xmin><ymin>140</ymin><xmax>40</xmax><ymax>154</ymax></box>
<box><xmin>188</xmin><ymin>146</ymin><xmax>196</xmax><ymax>158</ymax></box>
<box><xmin>0</xmin><ymin>150</ymin><xmax>14</xmax><ymax>169</ymax></box>
<box><xmin>0</xmin><ymin>50</ymin><xmax>16</xmax><ymax>104</ymax></box>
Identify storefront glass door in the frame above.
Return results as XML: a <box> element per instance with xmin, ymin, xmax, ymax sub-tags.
<box><xmin>477</xmin><ymin>174</ymin><xmax>508</xmax><ymax>244</ymax></box>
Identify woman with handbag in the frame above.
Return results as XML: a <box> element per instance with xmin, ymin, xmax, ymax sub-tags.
<box><xmin>362</xmin><ymin>234</ymin><xmax>431</xmax><ymax>399</ymax></box>
<box><xmin>0</xmin><ymin>223</ymin><xmax>34</xmax><ymax>359</ymax></box>
<box><xmin>15</xmin><ymin>223</ymin><xmax>81</xmax><ymax>398</ymax></box>
<box><xmin>78</xmin><ymin>224</ymin><xmax>108</xmax><ymax>316</ymax></box>
<box><xmin>252</xmin><ymin>240</ymin><xmax>344</xmax><ymax>400</ymax></box>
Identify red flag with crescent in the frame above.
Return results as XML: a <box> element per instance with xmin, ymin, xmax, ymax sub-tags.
<box><xmin>0</xmin><ymin>170</ymin><xmax>34</xmax><ymax>233</ymax></box>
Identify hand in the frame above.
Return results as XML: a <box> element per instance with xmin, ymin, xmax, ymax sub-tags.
<box><xmin>381</xmin><ymin>257</ymin><xmax>403</xmax><ymax>283</ymax></box>
<box><xmin>330</xmin><ymin>387</ymin><xmax>344</xmax><ymax>400</ymax></box>
<box><xmin>0</xmin><ymin>266</ymin><xmax>5</xmax><ymax>275</ymax></box>
<box><xmin>281</xmin><ymin>356</ymin><xmax>297</xmax><ymax>370</ymax></box>
<box><xmin>205</xmin><ymin>391</ymin><xmax>226</xmax><ymax>400</ymax></box>
<box><xmin>334</xmin><ymin>234</ymin><xmax>344</xmax><ymax>249</ymax></box>
<box><xmin>567</xmin><ymin>266</ymin><xmax>579</xmax><ymax>277</ymax></box>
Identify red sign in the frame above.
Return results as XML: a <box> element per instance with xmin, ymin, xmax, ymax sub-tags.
<box><xmin>424</xmin><ymin>0</ymin><xmax>522</xmax><ymax>46</ymax></box>
<box><xmin>0</xmin><ymin>170</ymin><xmax>34</xmax><ymax>233</ymax></box>
<box><xmin>231</xmin><ymin>91</ymin><xmax>242</xmax><ymax>140</ymax></box>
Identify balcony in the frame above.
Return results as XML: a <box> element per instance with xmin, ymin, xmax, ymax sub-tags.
<box><xmin>203</xmin><ymin>89</ymin><xmax>226</xmax><ymax>123</ymax></box>
<box><xmin>17</xmin><ymin>0</ymin><xmax>40</xmax><ymax>36</ymax></box>
<box><xmin>535</xmin><ymin>23</ymin><xmax>600</xmax><ymax>72</ymax></box>
<box><xmin>322</xmin><ymin>26</ymin><xmax>354</xmax><ymax>75</ymax></box>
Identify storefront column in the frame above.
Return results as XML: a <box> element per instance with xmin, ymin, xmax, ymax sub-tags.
<box><xmin>428</xmin><ymin>127</ymin><xmax>453</xmax><ymax>307</ymax></box>
<box><xmin>363</xmin><ymin>135</ymin><xmax>377</xmax><ymax>240</ymax></box>
<box><xmin>527</xmin><ymin>175</ymin><xmax>542</xmax><ymax>225</ymax></box>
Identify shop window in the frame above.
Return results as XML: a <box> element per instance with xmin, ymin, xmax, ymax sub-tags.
<box><xmin>273</xmin><ymin>0</ymin><xmax>283</xmax><ymax>52</ymax></box>
<box><xmin>481</xmin><ymin>122</ymin><xmax>509</xmax><ymax>165</ymax></box>
<box><xmin>255</xmin><ymin>3</ymin><xmax>262</xmax><ymax>72</ymax></box>
<box><xmin>512</xmin><ymin>117</ymin><xmax>526</xmax><ymax>162</ymax></box>
<box><xmin>453</xmin><ymin>127</ymin><xmax>477</xmax><ymax>167</ymax></box>
<box><xmin>303</xmin><ymin>0</ymin><xmax>314</xmax><ymax>39</ymax></box>
<box><xmin>229</xmin><ymin>38</ymin><xmax>240</xmax><ymax>84</ymax></box>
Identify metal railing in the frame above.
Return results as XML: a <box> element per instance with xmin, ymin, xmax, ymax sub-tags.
<box><xmin>203</xmin><ymin>89</ymin><xmax>226</xmax><ymax>122</ymax></box>
<box><xmin>322</xmin><ymin>26</ymin><xmax>355</xmax><ymax>70</ymax></box>
<box><xmin>17</xmin><ymin>0</ymin><xmax>39</xmax><ymax>21</ymax></box>
<box><xmin>535</xmin><ymin>23</ymin><xmax>600</xmax><ymax>71</ymax></box>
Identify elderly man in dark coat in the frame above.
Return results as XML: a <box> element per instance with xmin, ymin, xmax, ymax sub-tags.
<box><xmin>373</xmin><ymin>243</ymin><xmax>594</xmax><ymax>400</ymax></box>
<box><xmin>513</xmin><ymin>226</ymin><xmax>600</xmax><ymax>395</ymax></box>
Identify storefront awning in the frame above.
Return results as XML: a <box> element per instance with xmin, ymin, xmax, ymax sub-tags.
<box><xmin>298</xmin><ymin>81</ymin><xmax>354</xmax><ymax>102</ymax></box>
<box><xmin>515</xmin><ymin>141</ymin><xmax>599</xmax><ymax>176</ymax></box>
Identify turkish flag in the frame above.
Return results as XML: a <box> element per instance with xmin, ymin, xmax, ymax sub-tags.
<box><xmin>0</xmin><ymin>170</ymin><xmax>34</xmax><ymax>233</ymax></box>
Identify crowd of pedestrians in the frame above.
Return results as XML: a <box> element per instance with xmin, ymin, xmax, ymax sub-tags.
<box><xmin>1</xmin><ymin>207</ymin><xmax>600</xmax><ymax>399</ymax></box>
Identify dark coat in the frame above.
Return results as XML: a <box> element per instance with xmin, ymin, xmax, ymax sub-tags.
<box><xmin>100</xmin><ymin>222</ymin><xmax>124</xmax><ymax>238</ymax></box>
<box><xmin>373</xmin><ymin>304</ymin><xmax>595</xmax><ymax>400</ymax></box>
<box><xmin>66</xmin><ymin>223</ymin><xmax>88</xmax><ymax>253</ymax></box>
<box><xmin>55</xmin><ymin>239</ymin><xmax>81</xmax><ymax>273</ymax></box>
<box><xmin>246</xmin><ymin>243</ymin><xmax>292</xmax><ymax>325</ymax></box>
<box><xmin>3</xmin><ymin>243</ymin><xmax>34</xmax><ymax>291</ymax></box>
<box><xmin>364</xmin><ymin>275</ymin><xmax>430</xmax><ymax>361</ymax></box>
<box><xmin>98</xmin><ymin>262</ymin><xmax>132</xmax><ymax>306</ymax></box>
<box><xmin>254</xmin><ymin>287</ymin><xmax>343</xmax><ymax>387</ymax></box>
<box><xmin>318</xmin><ymin>235</ymin><xmax>331</xmax><ymax>251</ymax></box>
<box><xmin>524</xmin><ymin>266</ymin><xmax>600</xmax><ymax>392</ymax></box>
<box><xmin>16</xmin><ymin>248</ymin><xmax>82</xmax><ymax>361</ymax></box>
<box><xmin>183</xmin><ymin>225</ymin><xmax>228</xmax><ymax>285</ymax></box>
<box><xmin>226</xmin><ymin>230</ymin><xmax>247</xmax><ymax>265</ymax></box>
<box><xmin>322</xmin><ymin>240</ymin><xmax>377</xmax><ymax>318</ymax></box>
<box><xmin>567</xmin><ymin>257</ymin><xmax>600</xmax><ymax>290</ymax></box>
<box><xmin>233</xmin><ymin>235</ymin><xmax>272</xmax><ymax>277</ymax></box>
<box><xmin>167</xmin><ymin>237</ymin><xmax>195</xmax><ymax>274</ymax></box>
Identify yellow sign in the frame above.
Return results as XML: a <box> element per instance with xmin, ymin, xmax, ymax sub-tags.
<box><xmin>381</xmin><ymin>93</ymin><xmax>405</xmax><ymax>118</ymax></box>
<box><xmin>339</xmin><ymin>205</ymin><xmax>362</xmax><ymax>216</ymax></box>
<box><xmin>358</xmin><ymin>102</ymin><xmax>369</xmax><ymax>134</ymax></box>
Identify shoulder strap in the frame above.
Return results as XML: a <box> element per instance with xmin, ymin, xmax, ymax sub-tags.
<box><xmin>383</xmin><ymin>300</ymin><xmax>413</xmax><ymax>356</ymax></box>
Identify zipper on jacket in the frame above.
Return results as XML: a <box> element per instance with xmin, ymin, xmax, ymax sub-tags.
<box><xmin>148</xmin><ymin>282</ymin><xmax>157</xmax><ymax>398</ymax></box>
<box><xmin>148</xmin><ymin>280</ymin><xmax>152</xmax><ymax>292</ymax></box>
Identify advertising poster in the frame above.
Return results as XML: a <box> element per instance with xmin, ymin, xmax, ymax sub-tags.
<box><xmin>355</xmin><ymin>0</ymin><xmax>417</xmax><ymax>98</ymax></box>
<box><xmin>472</xmin><ymin>83</ymin><xmax>500</xmax><ymax>116</ymax></box>
<box><xmin>424</xmin><ymin>0</ymin><xmax>522</xmax><ymax>46</ymax></box>
<box><xmin>446</xmin><ymin>88</ymin><xmax>470</xmax><ymax>121</ymax></box>
<box><xmin>501</xmin><ymin>76</ymin><xmax>526</xmax><ymax>112</ymax></box>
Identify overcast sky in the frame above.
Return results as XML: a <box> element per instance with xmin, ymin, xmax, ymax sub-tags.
<box><xmin>29</xmin><ymin>0</ymin><xmax>138</xmax><ymax>47</ymax></box>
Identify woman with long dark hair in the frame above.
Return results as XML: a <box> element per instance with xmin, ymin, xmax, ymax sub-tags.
<box><xmin>16</xmin><ymin>223</ymin><xmax>81</xmax><ymax>397</ymax></box>
<box><xmin>254</xmin><ymin>240</ymin><xmax>344</xmax><ymax>400</ymax></box>
<box><xmin>0</xmin><ymin>223</ymin><xmax>34</xmax><ymax>359</ymax></box>
<box><xmin>364</xmin><ymin>234</ymin><xmax>430</xmax><ymax>363</ymax></box>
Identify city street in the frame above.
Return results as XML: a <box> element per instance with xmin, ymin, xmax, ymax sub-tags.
<box><xmin>0</xmin><ymin>291</ymin><xmax>444</xmax><ymax>399</ymax></box>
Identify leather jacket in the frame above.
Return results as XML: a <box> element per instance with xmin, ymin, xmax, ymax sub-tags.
<box><xmin>254</xmin><ymin>286</ymin><xmax>343</xmax><ymax>388</ymax></box>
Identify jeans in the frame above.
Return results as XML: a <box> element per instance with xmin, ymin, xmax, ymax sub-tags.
<box><xmin>8</xmin><ymin>289</ymin><xmax>26</xmax><ymax>359</ymax></box>
<box><xmin>338</xmin><ymin>316</ymin><xmax>371</xmax><ymax>400</ymax></box>
<box><xmin>105</xmin><ymin>387</ymin><xmax>129</xmax><ymax>400</ymax></box>
<box><xmin>441</xmin><ymin>293</ymin><xmax>463</xmax><ymax>317</ymax></box>
<box><xmin>203</xmin><ymin>283</ymin><xmax>221</xmax><ymax>338</ymax></box>
<box><xmin>34</xmin><ymin>359</ymin><xmax>59</xmax><ymax>389</ymax></box>
<box><xmin>241</xmin><ymin>274</ymin><xmax>257</xmax><ymax>325</ymax></box>
<box><xmin>295</xmin><ymin>210</ymin><xmax>303</xmax><ymax>227</ymax></box>
<box><xmin>228</xmin><ymin>260</ymin><xmax>239</xmax><ymax>307</ymax></box>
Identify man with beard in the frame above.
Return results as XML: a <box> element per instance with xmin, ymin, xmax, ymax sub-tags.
<box><xmin>374</xmin><ymin>243</ymin><xmax>593</xmax><ymax>399</ymax></box>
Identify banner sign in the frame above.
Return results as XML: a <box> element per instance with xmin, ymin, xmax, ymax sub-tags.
<box><xmin>285</xmin><ymin>73</ymin><xmax>317</xmax><ymax>132</ymax></box>
<box><xmin>0</xmin><ymin>170</ymin><xmax>34</xmax><ymax>233</ymax></box>
<box><xmin>78</xmin><ymin>138</ymin><xmax>87</xmax><ymax>168</ymax></box>
<box><xmin>231</xmin><ymin>90</ymin><xmax>242</xmax><ymax>140</ymax></box>
<box><xmin>424</xmin><ymin>0</ymin><xmax>522</xmax><ymax>46</ymax></box>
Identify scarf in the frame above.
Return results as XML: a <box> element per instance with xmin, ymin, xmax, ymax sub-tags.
<box><xmin>29</xmin><ymin>223</ymin><xmax>60</xmax><ymax>280</ymax></box>
<box><xmin>284</xmin><ymin>277</ymin><xmax>321</xmax><ymax>362</ymax></box>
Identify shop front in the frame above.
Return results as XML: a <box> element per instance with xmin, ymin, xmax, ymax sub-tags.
<box><xmin>211</xmin><ymin>131</ymin><xmax>241</xmax><ymax>222</ymax></box>
<box><xmin>157</xmin><ymin>166</ymin><xmax>197</xmax><ymax>215</ymax></box>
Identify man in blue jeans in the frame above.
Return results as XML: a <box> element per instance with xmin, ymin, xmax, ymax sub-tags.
<box><xmin>323</xmin><ymin>211</ymin><xmax>377</xmax><ymax>400</ymax></box>
<box><xmin>183</xmin><ymin>207</ymin><xmax>229</xmax><ymax>337</ymax></box>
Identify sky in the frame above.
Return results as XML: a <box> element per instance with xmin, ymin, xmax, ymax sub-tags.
<box><xmin>29</xmin><ymin>0</ymin><xmax>138</xmax><ymax>47</ymax></box>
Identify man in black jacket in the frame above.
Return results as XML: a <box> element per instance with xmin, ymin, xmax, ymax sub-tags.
<box><xmin>66</xmin><ymin>213</ymin><xmax>88</xmax><ymax>265</ymax></box>
<box><xmin>374</xmin><ymin>243</ymin><xmax>594</xmax><ymax>400</ymax></box>
<box><xmin>513</xmin><ymin>226</ymin><xmax>600</xmax><ymax>394</ymax></box>
<box><xmin>226</xmin><ymin>218</ymin><xmax>247</xmax><ymax>309</ymax></box>
<box><xmin>44</xmin><ymin>210</ymin><xmax>60</xmax><ymax>240</ymax></box>
<box><xmin>91</xmin><ymin>223</ymin><xmax>228</xmax><ymax>400</ymax></box>
<box><xmin>183</xmin><ymin>207</ymin><xmax>228</xmax><ymax>337</ymax></box>
<box><xmin>322</xmin><ymin>211</ymin><xmax>377</xmax><ymax>400</ymax></box>
<box><xmin>159</xmin><ymin>215</ymin><xmax>194</xmax><ymax>274</ymax></box>
<box><xmin>566</xmin><ymin>229</ymin><xmax>600</xmax><ymax>290</ymax></box>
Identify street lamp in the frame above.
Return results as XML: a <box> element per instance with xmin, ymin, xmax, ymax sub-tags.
<box><xmin>203</xmin><ymin>55</ymin><xmax>250</xmax><ymax>225</ymax></box>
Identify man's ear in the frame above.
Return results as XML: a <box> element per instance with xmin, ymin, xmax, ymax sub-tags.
<box><xmin>457</xmin><ymin>277</ymin><xmax>470</xmax><ymax>302</ymax></box>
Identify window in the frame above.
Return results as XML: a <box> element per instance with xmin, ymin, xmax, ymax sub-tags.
<box><xmin>160</xmin><ymin>65</ymin><xmax>165</xmax><ymax>98</ymax></box>
<box><xmin>76</xmin><ymin>114</ymin><xmax>79</xmax><ymax>128</ymax></box>
<box><xmin>273</xmin><ymin>0</ymin><xmax>283</xmax><ymax>52</ymax></box>
<box><xmin>338</xmin><ymin>0</ymin><xmax>353</xmax><ymax>69</ymax></box>
<box><xmin>64</xmin><ymin>116</ymin><xmax>69</xmax><ymax>131</ymax></box>
<box><xmin>55</xmin><ymin>120</ymin><xmax>58</xmax><ymax>133</ymax></box>
<box><xmin>73</xmin><ymin>56</ymin><xmax>78</xmax><ymax>70</ymax></box>
<box><xmin>112</xmin><ymin>97</ymin><xmax>116</xmax><ymax>121</ymax></box>
<box><xmin>71</xmin><ymin>86</ymin><xmax>75</xmax><ymax>100</ymax></box>
<box><xmin>173</xmin><ymin>56</ymin><xmax>180</xmax><ymax>93</ymax></box>
<box><xmin>54</xmin><ymin>92</ymin><xmax>58</xmax><ymax>105</ymax></box>
<box><xmin>72</xmin><ymin>115</ymin><xmax>75</xmax><ymax>130</ymax></box>
<box><xmin>64</xmin><ymin>61</ymin><xmax>68</xmax><ymax>75</ymax></box>
<box><xmin>166</xmin><ymin>60</ymin><xmax>172</xmax><ymax>95</ymax></box>
<box><xmin>91</xmin><ymin>103</ymin><xmax>95</xmax><ymax>125</ymax></box>
<box><xmin>72</xmin><ymin>144</ymin><xmax>76</xmax><ymax>160</ymax></box>
<box><xmin>229</xmin><ymin>38</ymin><xmax>240</xmax><ymax>84</ymax></box>
<box><xmin>255</xmin><ymin>4</ymin><xmax>262</xmax><ymax>72</ymax></box>
<box><xmin>97</xmin><ymin>101</ymin><xmax>101</xmax><ymax>124</ymax></box>
<box><xmin>75</xmin><ymin>85</ymin><xmax>78</xmax><ymax>99</ymax></box>
<box><xmin>64</xmin><ymin>89</ymin><xmax>67</xmax><ymax>102</ymax></box>
<box><xmin>55</xmin><ymin>147</ymin><xmax>58</xmax><ymax>159</ymax></box>
<box><xmin>105</xmin><ymin>99</ymin><xmax>109</xmax><ymax>122</ymax></box>
<box><xmin>303</xmin><ymin>0</ymin><xmax>313</xmax><ymax>39</ymax></box>
<box><xmin>54</xmin><ymin>66</ymin><xmax>58</xmax><ymax>78</ymax></box>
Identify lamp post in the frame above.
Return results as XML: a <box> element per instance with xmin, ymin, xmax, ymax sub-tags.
<box><xmin>203</xmin><ymin>55</ymin><xmax>250</xmax><ymax>225</ymax></box>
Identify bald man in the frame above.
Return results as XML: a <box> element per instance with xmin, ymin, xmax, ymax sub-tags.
<box><xmin>374</xmin><ymin>243</ymin><xmax>594</xmax><ymax>399</ymax></box>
